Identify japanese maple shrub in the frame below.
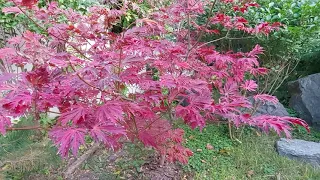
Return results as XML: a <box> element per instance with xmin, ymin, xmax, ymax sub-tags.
<box><xmin>0</xmin><ymin>0</ymin><xmax>309</xmax><ymax>165</ymax></box>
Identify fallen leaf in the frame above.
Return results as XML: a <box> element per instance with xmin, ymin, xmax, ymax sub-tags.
<box><xmin>234</xmin><ymin>138</ymin><xmax>242</xmax><ymax>144</ymax></box>
<box><xmin>189</xmin><ymin>135</ymin><xmax>194</xmax><ymax>139</ymax></box>
<box><xmin>201</xmin><ymin>159</ymin><xmax>206</xmax><ymax>163</ymax></box>
<box><xmin>247</xmin><ymin>170</ymin><xmax>254</xmax><ymax>178</ymax></box>
<box><xmin>206</xmin><ymin>143</ymin><xmax>214</xmax><ymax>150</ymax></box>
<box><xmin>255</xmin><ymin>130</ymin><xmax>261</xmax><ymax>136</ymax></box>
<box><xmin>219</xmin><ymin>148</ymin><xmax>231</xmax><ymax>155</ymax></box>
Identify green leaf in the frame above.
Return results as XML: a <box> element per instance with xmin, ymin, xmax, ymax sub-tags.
<box><xmin>269</xmin><ymin>2</ymin><xmax>275</xmax><ymax>7</ymax></box>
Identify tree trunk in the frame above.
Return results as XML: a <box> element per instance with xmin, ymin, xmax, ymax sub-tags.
<box><xmin>64</xmin><ymin>143</ymin><xmax>101</xmax><ymax>179</ymax></box>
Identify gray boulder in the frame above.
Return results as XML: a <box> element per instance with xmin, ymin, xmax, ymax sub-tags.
<box><xmin>249</xmin><ymin>97</ymin><xmax>289</xmax><ymax>117</ymax></box>
<box><xmin>276</xmin><ymin>138</ymin><xmax>320</xmax><ymax>167</ymax></box>
<box><xmin>288</xmin><ymin>73</ymin><xmax>320</xmax><ymax>128</ymax></box>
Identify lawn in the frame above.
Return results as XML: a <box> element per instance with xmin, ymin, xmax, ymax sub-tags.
<box><xmin>182</xmin><ymin>123</ymin><xmax>320</xmax><ymax>180</ymax></box>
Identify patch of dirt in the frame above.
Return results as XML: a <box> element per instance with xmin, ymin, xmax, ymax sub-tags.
<box><xmin>72</xmin><ymin>170</ymin><xmax>100</xmax><ymax>180</ymax></box>
<box><xmin>73</xmin><ymin>148</ymin><xmax>191</xmax><ymax>180</ymax></box>
<box><xmin>26</xmin><ymin>144</ymin><xmax>193</xmax><ymax>180</ymax></box>
<box><xmin>138</xmin><ymin>156</ymin><xmax>186</xmax><ymax>180</ymax></box>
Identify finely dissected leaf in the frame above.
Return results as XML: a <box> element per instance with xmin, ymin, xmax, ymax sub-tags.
<box><xmin>254</xmin><ymin>94</ymin><xmax>279</xmax><ymax>104</ymax></box>
<box><xmin>58</xmin><ymin>106</ymin><xmax>88</xmax><ymax>125</ymax></box>
<box><xmin>241</xmin><ymin>80</ymin><xmax>258</xmax><ymax>92</ymax></box>
<box><xmin>49</xmin><ymin>127</ymin><xmax>86</xmax><ymax>157</ymax></box>
<box><xmin>247</xmin><ymin>44</ymin><xmax>264</xmax><ymax>57</ymax></box>
<box><xmin>0</xmin><ymin>73</ymin><xmax>15</xmax><ymax>83</ymax></box>
<box><xmin>2</xmin><ymin>91</ymin><xmax>33</xmax><ymax>116</ymax></box>
<box><xmin>95</xmin><ymin>102</ymin><xmax>124</xmax><ymax>123</ymax></box>
<box><xmin>21</xmin><ymin>0</ymin><xmax>37</xmax><ymax>7</ymax></box>
<box><xmin>0</xmin><ymin>114</ymin><xmax>11</xmax><ymax>135</ymax></box>
<box><xmin>89</xmin><ymin>124</ymin><xmax>126</xmax><ymax>149</ymax></box>
<box><xmin>0</xmin><ymin>48</ymin><xmax>16</xmax><ymax>59</ymax></box>
<box><xmin>2</xmin><ymin>7</ymin><xmax>22</xmax><ymax>15</ymax></box>
<box><xmin>138</xmin><ymin>130</ymin><xmax>158</xmax><ymax>148</ymax></box>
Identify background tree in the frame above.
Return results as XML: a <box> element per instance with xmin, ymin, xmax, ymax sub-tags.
<box><xmin>0</xmin><ymin>1</ymin><xmax>309</xmax><ymax>176</ymax></box>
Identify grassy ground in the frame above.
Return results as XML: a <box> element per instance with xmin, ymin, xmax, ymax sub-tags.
<box><xmin>182</xmin><ymin>124</ymin><xmax>320</xmax><ymax>180</ymax></box>
<box><xmin>0</xmin><ymin>117</ymin><xmax>61</xmax><ymax>180</ymax></box>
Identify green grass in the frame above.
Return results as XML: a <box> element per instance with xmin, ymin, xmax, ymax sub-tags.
<box><xmin>0</xmin><ymin>117</ymin><xmax>61</xmax><ymax>180</ymax></box>
<box><xmin>292</xmin><ymin>126</ymin><xmax>320</xmax><ymax>142</ymax></box>
<box><xmin>181</xmin><ymin>124</ymin><xmax>320</xmax><ymax>180</ymax></box>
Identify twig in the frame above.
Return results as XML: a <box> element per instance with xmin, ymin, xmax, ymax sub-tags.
<box><xmin>196</xmin><ymin>30</ymin><xmax>230</xmax><ymax>49</ymax></box>
<box><xmin>271</xmin><ymin>59</ymin><xmax>300</xmax><ymax>95</ymax></box>
<box><xmin>6</xmin><ymin>126</ymin><xmax>46</xmax><ymax>131</ymax></box>
<box><xmin>188</xmin><ymin>0</ymin><xmax>218</xmax><ymax>53</ymax></box>
<box><xmin>185</xmin><ymin>12</ymin><xmax>191</xmax><ymax>60</ymax></box>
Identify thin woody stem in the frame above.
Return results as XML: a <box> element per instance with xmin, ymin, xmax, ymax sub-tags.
<box><xmin>6</xmin><ymin>126</ymin><xmax>47</xmax><ymax>131</ymax></box>
<box><xmin>186</xmin><ymin>0</ymin><xmax>218</xmax><ymax>59</ymax></box>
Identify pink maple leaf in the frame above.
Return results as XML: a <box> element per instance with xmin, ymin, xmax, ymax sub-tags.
<box><xmin>2</xmin><ymin>92</ymin><xmax>32</xmax><ymax>115</ymax></box>
<box><xmin>0</xmin><ymin>114</ymin><xmax>11</xmax><ymax>135</ymax></box>
<box><xmin>49</xmin><ymin>127</ymin><xmax>86</xmax><ymax>157</ymax></box>
<box><xmin>21</xmin><ymin>0</ymin><xmax>38</xmax><ymax>7</ymax></box>
<box><xmin>248</xmin><ymin>44</ymin><xmax>264</xmax><ymax>57</ymax></box>
<box><xmin>58</xmin><ymin>105</ymin><xmax>88</xmax><ymax>125</ymax></box>
<box><xmin>95</xmin><ymin>102</ymin><xmax>123</xmax><ymax>123</ymax></box>
<box><xmin>139</xmin><ymin>130</ymin><xmax>158</xmax><ymax>148</ymax></box>
<box><xmin>254</xmin><ymin>94</ymin><xmax>279</xmax><ymax>104</ymax></box>
<box><xmin>90</xmin><ymin>123</ymin><xmax>126</xmax><ymax>149</ymax></box>
<box><xmin>241</xmin><ymin>80</ymin><xmax>258</xmax><ymax>92</ymax></box>
<box><xmin>2</xmin><ymin>7</ymin><xmax>22</xmax><ymax>15</ymax></box>
<box><xmin>252</xmin><ymin>115</ymin><xmax>309</xmax><ymax>138</ymax></box>
<box><xmin>0</xmin><ymin>48</ymin><xmax>16</xmax><ymax>59</ymax></box>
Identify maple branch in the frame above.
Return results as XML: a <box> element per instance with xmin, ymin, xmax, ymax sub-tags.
<box><xmin>227</xmin><ymin>36</ymin><xmax>255</xmax><ymax>40</ymax></box>
<box><xmin>186</xmin><ymin>9</ymin><xmax>192</xmax><ymax>60</ymax></box>
<box><xmin>196</xmin><ymin>30</ymin><xmax>230</xmax><ymax>49</ymax></box>
<box><xmin>6</xmin><ymin>126</ymin><xmax>45</xmax><ymax>131</ymax></box>
<box><xmin>186</xmin><ymin>0</ymin><xmax>218</xmax><ymax>58</ymax></box>
<box><xmin>195</xmin><ymin>0</ymin><xmax>217</xmax><ymax>41</ymax></box>
<box><xmin>69</xmin><ymin>62</ymin><xmax>101</xmax><ymax>90</ymax></box>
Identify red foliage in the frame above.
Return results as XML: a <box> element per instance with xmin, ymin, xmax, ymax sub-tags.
<box><xmin>0</xmin><ymin>0</ymin><xmax>309</xmax><ymax>164</ymax></box>
<box><xmin>21</xmin><ymin>0</ymin><xmax>38</xmax><ymax>7</ymax></box>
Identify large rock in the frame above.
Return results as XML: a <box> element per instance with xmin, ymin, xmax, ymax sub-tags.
<box><xmin>276</xmin><ymin>138</ymin><xmax>320</xmax><ymax>167</ymax></box>
<box><xmin>288</xmin><ymin>73</ymin><xmax>320</xmax><ymax>128</ymax></box>
<box><xmin>249</xmin><ymin>97</ymin><xmax>289</xmax><ymax>117</ymax></box>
